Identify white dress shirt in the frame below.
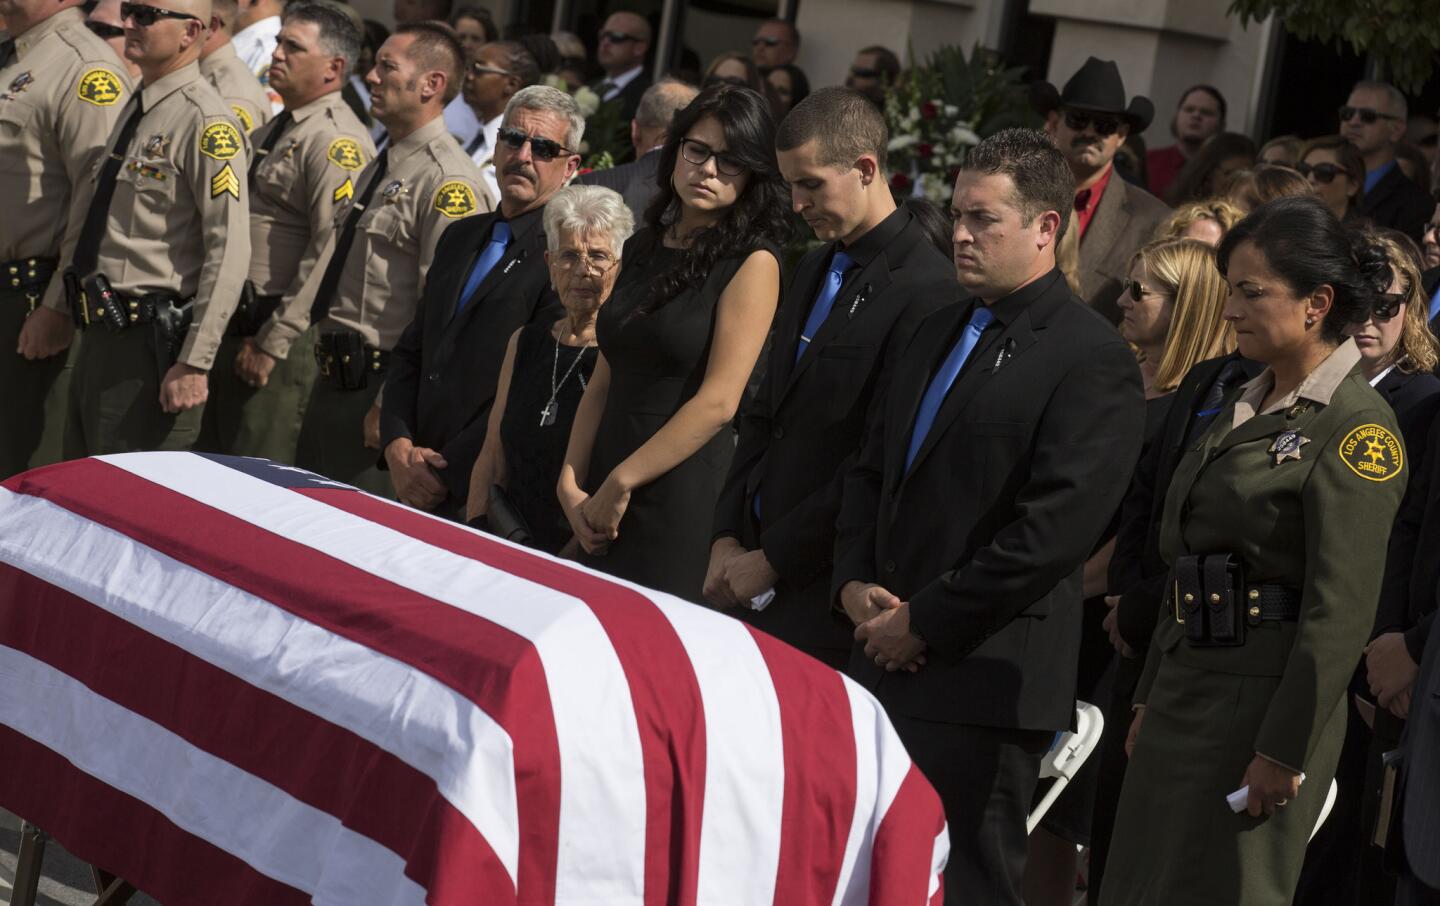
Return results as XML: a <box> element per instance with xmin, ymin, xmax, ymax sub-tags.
<box><xmin>232</xmin><ymin>15</ymin><xmax>283</xmax><ymax>114</ymax></box>
<box><xmin>443</xmin><ymin>94</ymin><xmax>482</xmax><ymax>148</ymax></box>
<box><xmin>468</xmin><ymin>113</ymin><xmax>503</xmax><ymax>202</ymax></box>
<box><xmin>599</xmin><ymin>65</ymin><xmax>643</xmax><ymax>101</ymax></box>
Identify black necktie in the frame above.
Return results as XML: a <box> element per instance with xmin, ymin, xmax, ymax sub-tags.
<box><xmin>1185</xmin><ymin>357</ymin><xmax>1252</xmax><ymax>445</ymax></box>
<box><xmin>248</xmin><ymin>110</ymin><xmax>293</xmax><ymax>190</ymax></box>
<box><xmin>0</xmin><ymin>39</ymin><xmax>16</xmax><ymax>69</ymax></box>
<box><xmin>72</xmin><ymin>94</ymin><xmax>146</xmax><ymax>279</ymax></box>
<box><xmin>309</xmin><ymin>148</ymin><xmax>388</xmax><ymax>325</ymax></box>
<box><xmin>465</xmin><ymin>130</ymin><xmax>486</xmax><ymax>155</ymax></box>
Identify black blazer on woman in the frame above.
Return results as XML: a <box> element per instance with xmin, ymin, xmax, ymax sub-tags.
<box><xmin>832</xmin><ymin>268</ymin><xmax>1146</xmax><ymax>731</ymax></box>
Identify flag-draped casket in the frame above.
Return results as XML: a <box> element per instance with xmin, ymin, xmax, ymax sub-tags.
<box><xmin>0</xmin><ymin>453</ymin><xmax>947</xmax><ymax>904</ymax></box>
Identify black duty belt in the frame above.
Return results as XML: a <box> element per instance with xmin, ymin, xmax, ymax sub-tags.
<box><xmin>1172</xmin><ymin>552</ymin><xmax>1299</xmax><ymax>647</ymax></box>
<box><xmin>226</xmin><ymin>285</ymin><xmax>283</xmax><ymax>338</ymax></box>
<box><xmin>2</xmin><ymin>256</ymin><xmax>59</xmax><ymax>307</ymax></box>
<box><xmin>314</xmin><ymin>328</ymin><xmax>388</xmax><ymax>391</ymax></box>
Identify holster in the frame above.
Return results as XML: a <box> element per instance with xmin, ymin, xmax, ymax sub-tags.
<box><xmin>149</xmin><ymin>297</ymin><xmax>194</xmax><ymax>378</ymax></box>
<box><xmin>227</xmin><ymin>281</ymin><xmax>283</xmax><ymax>337</ymax></box>
<box><xmin>1172</xmin><ymin>553</ymin><xmax>1246</xmax><ymax>647</ymax></box>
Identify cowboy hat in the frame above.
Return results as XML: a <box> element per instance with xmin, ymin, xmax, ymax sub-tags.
<box><xmin>1030</xmin><ymin>57</ymin><xmax>1154</xmax><ymax>132</ymax></box>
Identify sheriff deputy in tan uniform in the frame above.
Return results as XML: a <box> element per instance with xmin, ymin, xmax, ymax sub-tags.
<box><xmin>0</xmin><ymin>0</ymin><xmax>132</xmax><ymax>479</ymax></box>
<box><xmin>276</xmin><ymin>22</ymin><xmax>489</xmax><ymax>494</ymax></box>
<box><xmin>62</xmin><ymin>0</ymin><xmax>250</xmax><ymax>456</ymax></box>
<box><xmin>197</xmin><ymin>0</ymin><xmax>269</xmax><ymax>133</ymax></box>
<box><xmin>198</xmin><ymin>0</ymin><xmax>373</xmax><ymax>462</ymax></box>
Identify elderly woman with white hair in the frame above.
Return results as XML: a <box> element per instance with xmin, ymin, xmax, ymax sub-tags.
<box><xmin>465</xmin><ymin>185</ymin><xmax>634</xmax><ymax>553</ymax></box>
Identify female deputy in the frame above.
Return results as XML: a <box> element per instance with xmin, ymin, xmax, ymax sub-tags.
<box><xmin>1102</xmin><ymin>195</ymin><xmax>1407</xmax><ymax>905</ymax></box>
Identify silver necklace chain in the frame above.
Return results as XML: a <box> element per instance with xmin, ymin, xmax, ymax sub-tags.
<box><xmin>541</xmin><ymin>332</ymin><xmax>590</xmax><ymax>426</ymax></box>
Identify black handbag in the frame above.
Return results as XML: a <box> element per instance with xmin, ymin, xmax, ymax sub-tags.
<box><xmin>484</xmin><ymin>485</ymin><xmax>534</xmax><ymax>546</ymax></box>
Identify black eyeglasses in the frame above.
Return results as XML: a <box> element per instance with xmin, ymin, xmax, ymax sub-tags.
<box><xmin>1063</xmin><ymin>109</ymin><xmax>1123</xmax><ymax>137</ymax></box>
<box><xmin>497</xmin><ymin>126</ymin><xmax>572</xmax><ymax>162</ymax></box>
<box><xmin>752</xmin><ymin>36</ymin><xmax>790</xmax><ymax>47</ymax></box>
<box><xmin>1371</xmin><ymin>292</ymin><xmax>1406</xmax><ymax>321</ymax></box>
<box><xmin>680</xmin><ymin>138</ymin><xmax>746</xmax><ymax>177</ymax></box>
<box><xmin>1338</xmin><ymin>105</ymin><xmax>1400</xmax><ymax>125</ymax></box>
<box><xmin>120</xmin><ymin>2</ymin><xmax>199</xmax><ymax>26</ymax></box>
<box><xmin>86</xmin><ymin>20</ymin><xmax>126</xmax><ymax>38</ymax></box>
<box><xmin>598</xmin><ymin>30</ymin><xmax>640</xmax><ymax>44</ymax></box>
<box><xmin>1296</xmin><ymin>161</ymin><xmax>1345</xmax><ymax>184</ymax></box>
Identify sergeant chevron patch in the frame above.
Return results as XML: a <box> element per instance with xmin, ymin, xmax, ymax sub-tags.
<box><xmin>210</xmin><ymin>163</ymin><xmax>240</xmax><ymax>199</ymax></box>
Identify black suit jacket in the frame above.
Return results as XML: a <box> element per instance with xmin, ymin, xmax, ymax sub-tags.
<box><xmin>1424</xmin><ymin>267</ymin><xmax>1440</xmax><ymax>335</ymax></box>
<box><xmin>1360</xmin><ymin>165</ymin><xmax>1434</xmax><ymax>243</ymax></box>
<box><xmin>1400</xmin><ymin>607</ymin><xmax>1440</xmax><ymax>889</ymax></box>
<box><xmin>576</xmin><ymin>149</ymin><xmax>660</xmax><ymax>222</ymax></box>
<box><xmin>591</xmin><ymin>72</ymin><xmax>651</xmax><ymax>125</ymax></box>
<box><xmin>832</xmin><ymin>268</ymin><xmax>1146</xmax><ymax>730</ymax></box>
<box><xmin>712</xmin><ymin>209</ymin><xmax>957</xmax><ymax>652</ymax></box>
<box><xmin>380</xmin><ymin>206</ymin><xmax>560</xmax><ymax>508</ymax></box>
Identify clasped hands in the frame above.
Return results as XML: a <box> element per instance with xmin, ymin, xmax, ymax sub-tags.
<box><xmin>1364</xmin><ymin>632</ymin><xmax>1417</xmax><ymax>719</ymax></box>
<box><xmin>560</xmin><ymin>473</ymin><xmax>631</xmax><ymax>555</ymax></box>
<box><xmin>841</xmin><ymin>581</ymin><xmax>926</xmax><ymax>673</ymax></box>
<box><xmin>385</xmin><ymin>437</ymin><xmax>448</xmax><ymax>511</ymax></box>
<box><xmin>703</xmin><ymin>538</ymin><xmax>779</xmax><ymax>608</ymax></box>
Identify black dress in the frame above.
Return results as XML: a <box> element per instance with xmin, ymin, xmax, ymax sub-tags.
<box><xmin>579</xmin><ymin>230</ymin><xmax>773</xmax><ymax>600</ymax></box>
<box><xmin>499</xmin><ymin>321</ymin><xmax>597</xmax><ymax>554</ymax></box>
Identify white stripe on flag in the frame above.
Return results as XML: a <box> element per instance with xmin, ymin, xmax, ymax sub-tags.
<box><xmin>0</xmin><ymin>486</ymin><xmax>522</xmax><ymax>884</ymax></box>
<box><xmin>101</xmin><ymin>453</ymin><xmax>651</xmax><ymax>899</ymax></box>
<box><xmin>649</xmin><ymin>597</ymin><xmax>784</xmax><ymax>904</ymax></box>
<box><xmin>832</xmin><ymin>677</ymin><xmax>883</xmax><ymax>905</ymax></box>
<box><xmin>0</xmin><ymin>644</ymin><xmax>427</xmax><ymax>906</ymax></box>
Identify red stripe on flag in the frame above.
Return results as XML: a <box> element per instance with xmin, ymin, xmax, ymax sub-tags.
<box><xmin>0</xmin><ymin>561</ymin><xmax>512</xmax><ymax>904</ymax></box>
<box><xmin>747</xmin><ymin>630</ymin><xmax>858</xmax><ymax>905</ymax></box>
<box><xmin>0</xmin><ymin>725</ymin><xmax>312</xmax><ymax>906</ymax></box>
<box><xmin>869</xmin><ymin>763</ymin><xmax>948</xmax><ymax>906</ymax></box>
<box><xmin>8</xmin><ymin>461</ymin><xmax>561</xmax><ymax>904</ymax></box>
<box><xmin>301</xmin><ymin>489</ymin><xmax>709</xmax><ymax>906</ymax></box>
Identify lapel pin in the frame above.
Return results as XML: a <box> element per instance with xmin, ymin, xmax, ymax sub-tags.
<box><xmin>848</xmin><ymin>284</ymin><xmax>871</xmax><ymax>317</ymax></box>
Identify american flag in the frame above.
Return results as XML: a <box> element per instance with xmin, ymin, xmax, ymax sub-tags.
<box><xmin>0</xmin><ymin>453</ymin><xmax>947</xmax><ymax>905</ymax></box>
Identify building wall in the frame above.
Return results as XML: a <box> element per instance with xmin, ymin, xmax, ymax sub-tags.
<box><xmin>792</xmin><ymin>0</ymin><xmax>1002</xmax><ymax>91</ymax></box>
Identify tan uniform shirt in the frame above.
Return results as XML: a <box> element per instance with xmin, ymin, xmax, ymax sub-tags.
<box><xmin>0</xmin><ymin>8</ymin><xmax>132</xmax><ymax>312</ymax></box>
<box><xmin>269</xmin><ymin>113</ymin><xmax>491</xmax><ymax>355</ymax></box>
<box><xmin>248</xmin><ymin>91</ymin><xmax>375</xmax><ymax>360</ymax></box>
<box><xmin>85</xmin><ymin>60</ymin><xmax>250</xmax><ymax>371</ymax></box>
<box><xmin>199</xmin><ymin>40</ymin><xmax>272</xmax><ymax>134</ymax></box>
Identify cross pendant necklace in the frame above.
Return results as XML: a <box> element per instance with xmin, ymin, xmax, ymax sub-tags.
<box><xmin>541</xmin><ymin>331</ymin><xmax>590</xmax><ymax>427</ymax></box>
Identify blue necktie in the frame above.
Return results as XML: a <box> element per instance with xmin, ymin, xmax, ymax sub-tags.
<box><xmin>794</xmin><ymin>250</ymin><xmax>854</xmax><ymax>362</ymax></box>
<box><xmin>455</xmin><ymin>220</ymin><xmax>511</xmax><ymax>317</ymax></box>
<box><xmin>904</xmin><ymin>306</ymin><xmax>996</xmax><ymax>472</ymax></box>
<box><xmin>1428</xmin><ymin>283</ymin><xmax>1440</xmax><ymax>323</ymax></box>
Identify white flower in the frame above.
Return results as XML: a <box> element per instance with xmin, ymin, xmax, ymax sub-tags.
<box><xmin>888</xmin><ymin>134</ymin><xmax>918</xmax><ymax>152</ymax></box>
<box><xmin>573</xmin><ymin>86</ymin><xmax>600</xmax><ymax>118</ymax></box>
<box><xmin>949</xmin><ymin>126</ymin><xmax>981</xmax><ymax>146</ymax></box>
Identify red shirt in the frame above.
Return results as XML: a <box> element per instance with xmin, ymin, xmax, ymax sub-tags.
<box><xmin>1146</xmin><ymin>144</ymin><xmax>1187</xmax><ymax>198</ymax></box>
<box><xmin>1075</xmin><ymin>164</ymin><xmax>1114</xmax><ymax>240</ymax></box>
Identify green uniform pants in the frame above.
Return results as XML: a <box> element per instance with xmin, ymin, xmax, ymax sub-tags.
<box><xmin>295</xmin><ymin>373</ymin><xmax>392</xmax><ymax>497</ymax></box>
<box><xmin>198</xmin><ymin>328</ymin><xmax>318</xmax><ymax>463</ymax></box>
<box><xmin>0</xmin><ymin>291</ymin><xmax>74</xmax><ymax>479</ymax></box>
<box><xmin>64</xmin><ymin>325</ymin><xmax>203</xmax><ymax>457</ymax></box>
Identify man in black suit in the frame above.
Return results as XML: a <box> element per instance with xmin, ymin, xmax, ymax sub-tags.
<box><xmin>1342</xmin><ymin>80</ymin><xmax>1434</xmax><ymax>242</ymax></box>
<box><xmin>704</xmin><ymin>88</ymin><xmax>957</xmax><ymax>668</ymax></box>
<box><xmin>380</xmin><ymin>85</ymin><xmax>581</xmax><ymax>516</ymax></box>
<box><xmin>832</xmin><ymin>128</ymin><xmax>1145</xmax><ymax>903</ymax></box>
<box><xmin>1422</xmin><ymin>202</ymin><xmax>1439</xmax><ymax>331</ymax></box>
<box><xmin>590</xmin><ymin>11</ymin><xmax>651</xmax><ymax>123</ymax></box>
<box><xmin>577</xmin><ymin>78</ymin><xmax>696</xmax><ymax>221</ymax></box>
<box><xmin>1397</xmin><ymin>616</ymin><xmax>1440</xmax><ymax>904</ymax></box>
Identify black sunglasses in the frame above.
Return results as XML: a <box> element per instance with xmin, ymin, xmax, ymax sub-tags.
<box><xmin>1121</xmin><ymin>279</ymin><xmax>1163</xmax><ymax>302</ymax></box>
<box><xmin>1371</xmin><ymin>292</ymin><xmax>1406</xmax><ymax>321</ymax></box>
<box><xmin>120</xmin><ymin>1</ymin><xmax>199</xmax><ymax>26</ymax></box>
<box><xmin>598</xmin><ymin>30</ymin><xmax>640</xmax><ymax>44</ymax></box>
<box><xmin>497</xmin><ymin>126</ymin><xmax>572</xmax><ymax>162</ymax></box>
<box><xmin>680</xmin><ymin>137</ymin><xmax>746</xmax><ymax>177</ymax></box>
<box><xmin>86</xmin><ymin>20</ymin><xmax>126</xmax><ymax>37</ymax></box>
<box><xmin>848</xmin><ymin>66</ymin><xmax>879</xmax><ymax>80</ymax></box>
<box><xmin>1338</xmin><ymin>105</ymin><xmax>1400</xmax><ymax>125</ymax></box>
<box><xmin>1063</xmin><ymin>109</ymin><xmax>1123</xmax><ymax>137</ymax></box>
<box><xmin>1295</xmin><ymin>161</ymin><xmax>1345</xmax><ymax>184</ymax></box>
<box><xmin>752</xmin><ymin>36</ymin><xmax>790</xmax><ymax>47</ymax></box>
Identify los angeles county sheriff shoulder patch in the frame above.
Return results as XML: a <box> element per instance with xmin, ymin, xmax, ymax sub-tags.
<box><xmin>327</xmin><ymin>138</ymin><xmax>364</xmax><ymax>171</ymax></box>
<box><xmin>199</xmin><ymin>122</ymin><xmax>242</xmax><ymax>161</ymax></box>
<box><xmin>1338</xmin><ymin>423</ymin><xmax>1403</xmax><ymax>481</ymax></box>
<box><xmin>231</xmin><ymin>105</ymin><xmax>254</xmax><ymax>133</ymax></box>
<box><xmin>77</xmin><ymin>69</ymin><xmax>123</xmax><ymax>106</ymax></box>
<box><xmin>434</xmin><ymin>181</ymin><xmax>478</xmax><ymax>218</ymax></box>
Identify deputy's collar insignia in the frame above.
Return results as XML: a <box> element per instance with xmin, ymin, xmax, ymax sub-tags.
<box><xmin>144</xmin><ymin>134</ymin><xmax>170</xmax><ymax>157</ymax></box>
<box><xmin>1339</xmin><ymin>423</ymin><xmax>1404</xmax><ymax>482</ymax></box>
<box><xmin>9</xmin><ymin>71</ymin><xmax>32</xmax><ymax>93</ymax></box>
<box><xmin>1269</xmin><ymin>430</ymin><xmax>1309</xmax><ymax>464</ymax></box>
<box><xmin>381</xmin><ymin>179</ymin><xmax>404</xmax><ymax>199</ymax></box>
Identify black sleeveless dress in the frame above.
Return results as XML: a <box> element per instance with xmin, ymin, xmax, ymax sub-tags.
<box><xmin>579</xmin><ymin>230</ymin><xmax>774</xmax><ymax>600</ymax></box>
<box><xmin>499</xmin><ymin>320</ymin><xmax>597</xmax><ymax>554</ymax></box>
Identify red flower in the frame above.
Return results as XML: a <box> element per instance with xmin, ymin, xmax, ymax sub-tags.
<box><xmin>917</xmin><ymin>143</ymin><xmax>934</xmax><ymax>159</ymax></box>
<box><xmin>577</xmin><ymin>167</ymin><xmax>594</xmax><ymax>175</ymax></box>
<box><xmin>890</xmin><ymin>172</ymin><xmax>911</xmax><ymax>191</ymax></box>
<box><xmin>921</xmin><ymin>101</ymin><xmax>939</xmax><ymax>120</ymax></box>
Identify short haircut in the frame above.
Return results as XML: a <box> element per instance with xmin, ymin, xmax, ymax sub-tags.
<box><xmin>635</xmin><ymin>77</ymin><xmax>698</xmax><ymax>130</ymax></box>
<box><xmin>396</xmin><ymin>22</ymin><xmax>465</xmax><ymax>104</ymax></box>
<box><xmin>758</xmin><ymin>18</ymin><xmax>798</xmax><ymax>45</ymax></box>
<box><xmin>284</xmin><ymin>1</ymin><xmax>362</xmax><ymax>78</ymax></box>
<box><xmin>1176</xmin><ymin>84</ymin><xmax>1226</xmax><ymax>121</ymax></box>
<box><xmin>448</xmin><ymin>4</ymin><xmax>494</xmax><ymax>40</ymax></box>
<box><xmin>857</xmin><ymin>45</ymin><xmax>900</xmax><ymax>81</ymax></box>
<box><xmin>959</xmin><ymin>127</ymin><xmax>1073</xmax><ymax>232</ymax></box>
<box><xmin>607</xmin><ymin>9</ymin><xmax>652</xmax><ymax>43</ymax></box>
<box><xmin>1352</xmin><ymin>79</ymin><xmax>1408</xmax><ymax>120</ymax></box>
<box><xmin>211</xmin><ymin>0</ymin><xmax>237</xmax><ymax>23</ymax></box>
<box><xmin>544</xmin><ymin>185</ymin><xmax>636</xmax><ymax>251</ymax></box>
<box><xmin>487</xmin><ymin>41</ymin><xmax>540</xmax><ymax>90</ymax></box>
<box><xmin>504</xmin><ymin>84</ymin><xmax>585</xmax><ymax>151</ymax></box>
<box><xmin>775</xmin><ymin>86</ymin><xmax>888</xmax><ymax>171</ymax></box>
<box><xmin>406</xmin><ymin>0</ymin><xmax>452</xmax><ymax>21</ymax></box>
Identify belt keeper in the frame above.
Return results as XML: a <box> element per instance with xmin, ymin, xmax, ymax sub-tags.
<box><xmin>1246</xmin><ymin>588</ymin><xmax>1263</xmax><ymax>627</ymax></box>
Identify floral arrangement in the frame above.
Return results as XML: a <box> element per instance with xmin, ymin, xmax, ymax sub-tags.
<box><xmin>572</xmin><ymin>86</ymin><xmax>628</xmax><ymax>171</ymax></box>
<box><xmin>884</xmin><ymin>45</ymin><xmax>1040</xmax><ymax>203</ymax></box>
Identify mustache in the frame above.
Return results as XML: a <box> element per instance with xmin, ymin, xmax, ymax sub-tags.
<box><xmin>1071</xmin><ymin>136</ymin><xmax>1101</xmax><ymax>148</ymax></box>
<box><xmin>503</xmin><ymin>162</ymin><xmax>535</xmax><ymax>178</ymax></box>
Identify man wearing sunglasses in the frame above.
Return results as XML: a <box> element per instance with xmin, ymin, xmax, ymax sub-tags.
<box><xmin>0</xmin><ymin>0</ymin><xmax>134</xmax><ymax>477</ymax></box>
<box><xmin>62</xmin><ymin>0</ymin><xmax>254</xmax><ymax>457</ymax></box>
<box><xmin>1034</xmin><ymin>56</ymin><xmax>1168</xmax><ymax>324</ymax></box>
<box><xmin>382</xmin><ymin>85</ymin><xmax>581</xmax><ymax>517</ymax></box>
<box><xmin>86</xmin><ymin>0</ymin><xmax>142</xmax><ymax>78</ymax></box>
<box><xmin>285</xmin><ymin>22</ymin><xmax>487</xmax><ymax>495</ymax></box>
<box><xmin>843</xmin><ymin>45</ymin><xmax>897</xmax><ymax>110</ymax></box>
<box><xmin>202</xmin><ymin>1</ymin><xmax>374</xmax><ymax>462</ymax></box>
<box><xmin>749</xmin><ymin>18</ymin><xmax>797</xmax><ymax>70</ymax></box>
<box><xmin>589</xmin><ymin>10</ymin><xmax>650</xmax><ymax>123</ymax></box>
<box><xmin>1341</xmin><ymin>79</ymin><xmax>1434</xmax><ymax>242</ymax></box>
<box><xmin>462</xmin><ymin>40</ymin><xmax>538</xmax><ymax>202</ymax></box>
<box><xmin>197</xmin><ymin>0</ymin><xmax>269</xmax><ymax>133</ymax></box>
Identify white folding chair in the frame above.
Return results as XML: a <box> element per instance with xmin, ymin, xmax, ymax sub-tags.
<box><xmin>1027</xmin><ymin>700</ymin><xmax>1105</xmax><ymax>834</ymax></box>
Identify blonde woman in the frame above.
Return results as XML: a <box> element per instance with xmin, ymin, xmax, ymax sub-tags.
<box><xmin>1118</xmin><ymin>238</ymin><xmax>1236</xmax><ymax>397</ymax></box>
<box><xmin>1157</xmin><ymin>198</ymin><xmax>1246</xmax><ymax>245</ymax></box>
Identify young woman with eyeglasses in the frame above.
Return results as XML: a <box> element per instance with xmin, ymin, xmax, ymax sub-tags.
<box><xmin>1298</xmin><ymin>135</ymin><xmax>1367</xmax><ymax>223</ymax></box>
<box><xmin>557</xmin><ymin>83</ymin><xmax>789</xmax><ymax>600</ymax></box>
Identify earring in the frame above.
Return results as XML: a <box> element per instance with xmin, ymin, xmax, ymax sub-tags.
<box><xmin>1305</xmin><ymin>317</ymin><xmax>1315</xmax><ymax>327</ymax></box>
